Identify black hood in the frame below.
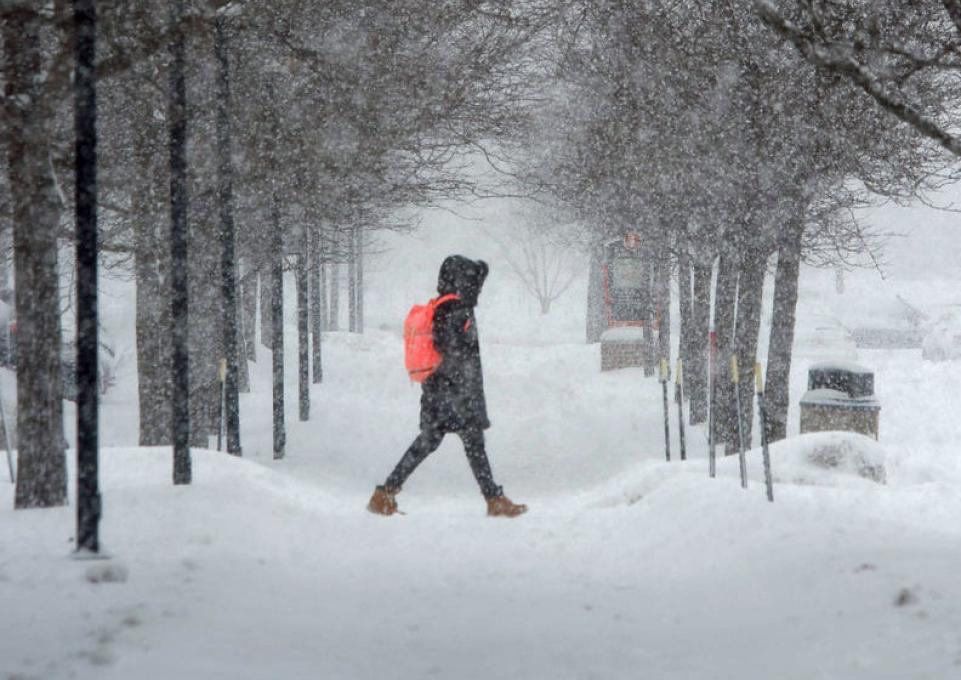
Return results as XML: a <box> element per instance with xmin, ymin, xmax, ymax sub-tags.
<box><xmin>437</xmin><ymin>255</ymin><xmax>489</xmax><ymax>307</ymax></box>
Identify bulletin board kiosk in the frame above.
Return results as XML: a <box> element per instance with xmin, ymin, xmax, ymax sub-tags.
<box><xmin>599</xmin><ymin>233</ymin><xmax>657</xmax><ymax>372</ymax></box>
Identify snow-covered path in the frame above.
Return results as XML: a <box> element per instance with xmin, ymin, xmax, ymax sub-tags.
<box><xmin>4</xmin><ymin>324</ymin><xmax>961</xmax><ymax>680</ymax></box>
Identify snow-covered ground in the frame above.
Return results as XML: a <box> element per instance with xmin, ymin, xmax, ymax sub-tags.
<box><xmin>3</xmin><ymin>212</ymin><xmax>961</xmax><ymax>679</ymax></box>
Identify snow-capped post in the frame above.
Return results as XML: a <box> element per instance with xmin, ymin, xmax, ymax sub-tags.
<box><xmin>659</xmin><ymin>357</ymin><xmax>671</xmax><ymax>462</ymax></box>
<box><xmin>731</xmin><ymin>354</ymin><xmax>747</xmax><ymax>489</ymax></box>
<box><xmin>675</xmin><ymin>358</ymin><xmax>686</xmax><ymax>461</ymax></box>
<box><xmin>214</xmin><ymin>2</ymin><xmax>242</xmax><ymax>457</ymax></box>
<box><xmin>755</xmin><ymin>362</ymin><xmax>774</xmax><ymax>503</ymax></box>
<box><xmin>169</xmin><ymin>0</ymin><xmax>191</xmax><ymax>485</ymax></box>
<box><xmin>74</xmin><ymin>0</ymin><xmax>101</xmax><ymax>552</ymax></box>
<box><xmin>296</xmin><ymin>225</ymin><xmax>309</xmax><ymax>422</ymax></box>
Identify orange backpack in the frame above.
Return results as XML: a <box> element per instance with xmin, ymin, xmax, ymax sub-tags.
<box><xmin>404</xmin><ymin>294</ymin><xmax>459</xmax><ymax>382</ymax></box>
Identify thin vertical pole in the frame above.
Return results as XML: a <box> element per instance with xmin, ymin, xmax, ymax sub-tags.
<box><xmin>74</xmin><ymin>0</ymin><xmax>100</xmax><ymax>552</ymax></box>
<box><xmin>356</xmin><ymin>228</ymin><xmax>364</xmax><ymax>334</ymax></box>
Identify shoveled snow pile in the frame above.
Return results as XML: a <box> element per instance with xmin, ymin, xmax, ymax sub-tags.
<box><xmin>720</xmin><ymin>431</ymin><xmax>888</xmax><ymax>487</ymax></box>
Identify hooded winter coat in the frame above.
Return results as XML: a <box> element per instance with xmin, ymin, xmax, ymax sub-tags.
<box><xmin>420</xmin><ymin>255</ymin><xmax>490</xmax><ymax>433</ymax></box>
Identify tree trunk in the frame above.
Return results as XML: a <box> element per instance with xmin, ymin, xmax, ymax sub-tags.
<box><xmin>4</xmin><ymin>7</ymin><xmax>67</xmax><ymax>508</ymax></box>
<box><xmin>168</xmin><ymin>0</ymin><xmax>191</xmax><ymax>483</ymax></box>
<box><xmin>765</xmin><ymin>220</ymin><xmax>804</xmax><ymax>442</ymax></box>
<box><xmin>712</xmin><ymin>251</ymin><xmax>739</xmax><ymax>454</ymax></box>
<box><xmin>271</xmin><ymin>195</ymin><xmax>285</xmax><ymax>459</ymax></box>
<box><xmin>297</xmin><ymin>229</ymin><xmax>309</xmax><ymax>422</ymax></box>
<box><xmin>688</xmin><ymin>261</ymin><xmax>712</xmax><ymax>425</ymax></box>
<box><xmin>733</xmin><ymin>244</ymin><xmax>769</xmax><ymax>449</ymax></box>
<box><xmin>348</xmin><ymin>228</ymin><xmax>357</xmax><ymax>333</ymax></box>
<box><xmin>215</xmin><ymin>13</ymin><xmax>241</xmax><ymax>456</ymax></box>
<box><xmin>310</xmin><ymin>228</ymin><xmax>323</xmax><ymax>383</ymax></box>
<box><xmin>74</xmin><ymin>0</ymin><xmax>100</xmax><ymax>552</ymax></box>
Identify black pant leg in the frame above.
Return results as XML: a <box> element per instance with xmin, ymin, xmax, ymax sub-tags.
<box><xmin>384</xmin><ymin>428</ymin><xmax>444</xmax><ymax>490</ymax></box>
<box><xmin>458</xmin><ymin>428</ymin><xmax>502</xmax><ymax>500</ymax></box>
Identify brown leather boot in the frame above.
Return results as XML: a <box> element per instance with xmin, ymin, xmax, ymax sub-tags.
<box><xmin>367</xmin><ymin>486</ymin><xmax>400</xmax><ymax>516</ymax></box>
<box><xmin>486</xmin><ymin>495</ymin><xmax>528</xmax><ymax>518</ymax></box>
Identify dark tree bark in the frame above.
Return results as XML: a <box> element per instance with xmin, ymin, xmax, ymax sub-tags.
<box><xmin>169</xmin><ymin>0</ymin><xmax>191</xmax><ymax>484</ymax></box>
<box><xmin>712</xmin><ymin>251</ymin><xmax>739</xmax><ymax>454</ymax></box>
<box><xmin>765</xmin><ymin>219</ymin><xmax>804</xmax><ymax>442</ymax></box>
<box><xmin>688</xmin><ymin>261</ymin><xmax>712</xmax><ymax>425</ymax></box>
<box><xmin>74</xmin><ymin>0</ymin><xmax>100</xmax><ymax>552</ymax></box>
<box><xmin>297</xmin><ymin>228</ymin><xmax>309</xmax><ymax>422</ymax></box>
<box><xmin>215</xmin><ymin>12</ymin><xmax>241</xmax><ymax>456</ymax></box>
<box><xmin>733</xmin><ymin>243</ymin><xmax>769</xmax><ymax>449</ymax></box>
<box><xmin>132</xmin><ymin>71</ymin><xmax>172</xmax><ymax>446</ymax></box>
<box><xmin>309</xmin><ymin>228</ymin><xmax>323</xmax><ymax>383</ymax></box>
<box><xmin>5</xmin><ymin>7</ymin><xmax>67</xmax><ymax>509</ymax></box>
<box><xmin>271</xmin><ymin>195</ymin><xmax>285</xmax><ymax>459</ymax></box>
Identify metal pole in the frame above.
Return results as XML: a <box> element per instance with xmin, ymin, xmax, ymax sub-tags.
<box><xmin>675</xmin><ymin>358</ymin><xmax>686</xmax><ymax>461</ymax></box>
<box><xmin>74</xmin><ymin>0</ymin><xmax>101</xmax><ymax>552</ymax></box>
<box><xmin>659</xmin><ymin>357</ymin><xmax>671</xmax><ymax>462</ymax></box>
<box><xmin>755</xmin><ymin>362</ymin><xmax>774</xmax><ymax>502</ymax></box>
<box><xmin>732</xmin><ymin>354</ymin><xmax>747</xmax><ymax>488</ymax></box>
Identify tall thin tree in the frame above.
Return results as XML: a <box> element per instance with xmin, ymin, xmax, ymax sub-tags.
<box><xmin>169</xmin><ymin>0</ymin><xmax>191</xmax><ymax>484</ymax></box>
<box><xmin>215</xmin><ymin>8</ymin><xmax>241</xmax><ymax>455</ymax></box>
<box><xmin>74</xmin><ymin>0</ymin><xmax>100</xmax><ymax>552</ymax></box>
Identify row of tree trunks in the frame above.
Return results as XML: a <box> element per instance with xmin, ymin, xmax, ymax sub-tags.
<box><xmin>4</xmin><ymin>7</ymin><xmax>67</xmax><ymax>508</ymax></box>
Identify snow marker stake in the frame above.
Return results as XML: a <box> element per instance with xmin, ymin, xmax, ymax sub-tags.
<box><xmin>675</xmin><ymin>358</ymin><xmax>686</xmax><ymax>461</ymax></box>
<box><xmin>731</xmin><ymin>354</ymin><xmax>747</xmax><ymax>488</ymax></box>
<box><xmin>755</xmin><ymin>363</ymin><xmax>774</xmax><ymax>502</ymax></box>
<box><xmin>659</xmin><ymin>357</ymin><xmax>671</xmax><ymax>462</ymax></box>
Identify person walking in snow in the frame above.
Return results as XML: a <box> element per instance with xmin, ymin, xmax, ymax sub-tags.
<box><xmin>368</xmin><ymin>255</ymin><xmax>527</xmax><ymax>518</ymax></box>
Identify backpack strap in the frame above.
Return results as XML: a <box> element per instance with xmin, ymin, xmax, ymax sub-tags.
<box><xmin>433</xmin><ymin>293</ymin><xmax>460</xmax><ymax>306</ymax></box>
